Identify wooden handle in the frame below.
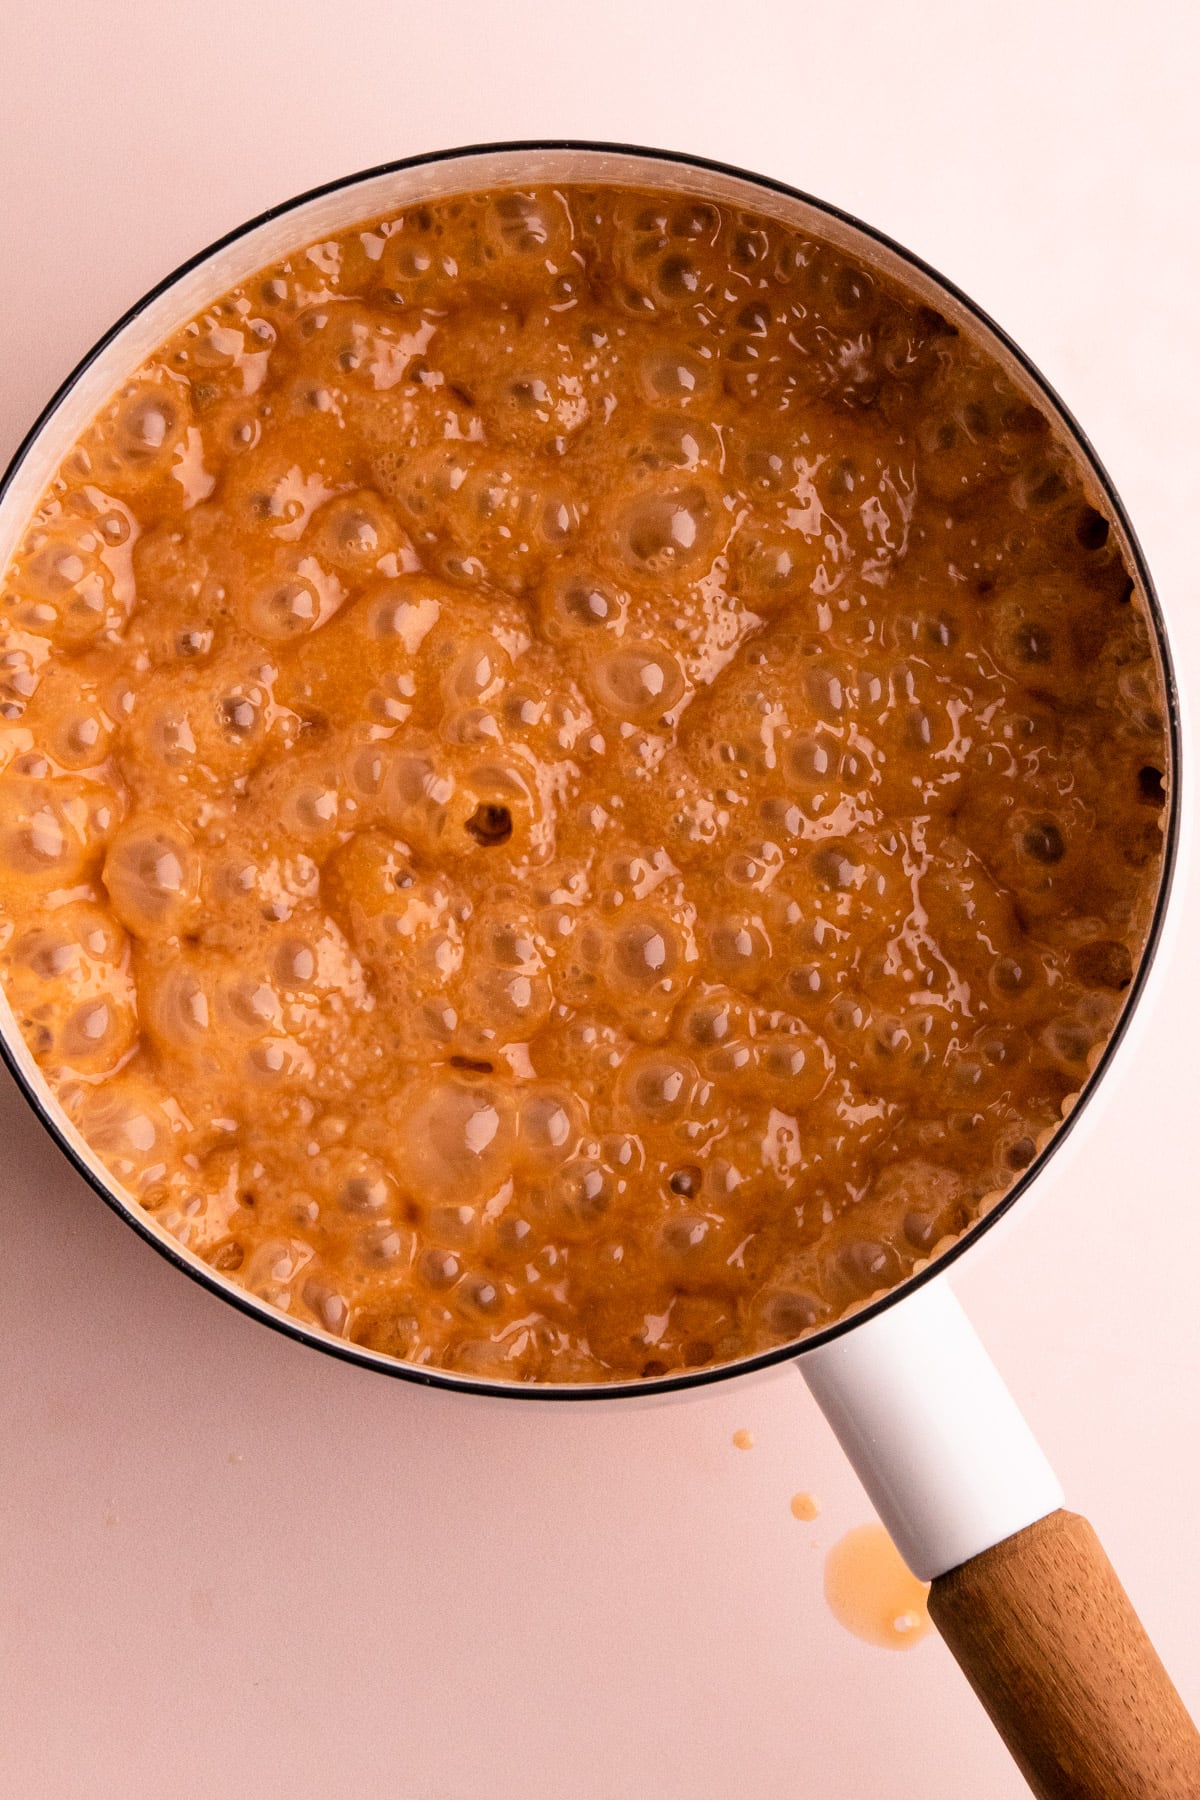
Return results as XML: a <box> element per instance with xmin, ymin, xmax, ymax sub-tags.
<box><xmin>928</xmin><ymin>1510</ymin><xmax>1200</xmax><ymax>1799</ymax></box>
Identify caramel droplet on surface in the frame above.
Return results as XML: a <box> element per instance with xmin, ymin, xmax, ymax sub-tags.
<box><xmin>790</xmin><ymin>1491</ymin><xmax>821</xmax><ymax>1521</ymax></box>
<box><xmin>824</xmin><ymin>1522</ymin><xmax>932</xmax><ymax>1650</ymax></box>
<box><xmin>732</xmin><ymin>1428</ymin><xmax>754</xmax><ymax>1451</ymax></box>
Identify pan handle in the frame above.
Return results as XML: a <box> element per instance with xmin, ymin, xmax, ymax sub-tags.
<box><xmin>801</xmin><ymin>1280</ymin><xmax>1200</xmax><ymax>1799</ymax></box>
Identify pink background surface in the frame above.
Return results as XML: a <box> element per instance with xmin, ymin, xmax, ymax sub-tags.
<box><xmin>1</xmin><ymin>3</ymin><xmax>1198</xmax><ymax>1794</ymax></box>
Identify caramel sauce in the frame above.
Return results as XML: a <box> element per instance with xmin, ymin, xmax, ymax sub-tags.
<box><xmin>0</xmin><ymin>184</ymin><xmax>1167</xmax><ymax>1381</ymax></box>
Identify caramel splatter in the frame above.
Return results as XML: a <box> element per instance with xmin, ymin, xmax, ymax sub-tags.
<box><xmin>824</xmin><ymin>1523</ymin><xmax>932</xmax><ymax>1650</ymax></box>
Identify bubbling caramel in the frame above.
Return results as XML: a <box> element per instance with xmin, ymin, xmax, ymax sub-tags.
<box><xmin>0</xmin><ymin>183</ymin><xmax>1168</xmax><ymax>1382</ymax></box>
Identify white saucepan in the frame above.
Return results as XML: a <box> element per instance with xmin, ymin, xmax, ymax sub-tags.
<box><xmin>0</xmin><ymin>143</ymin><xmax>1194</xmax><ymax>1800</ymax></box>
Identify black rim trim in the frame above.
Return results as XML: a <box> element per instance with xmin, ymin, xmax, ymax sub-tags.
<box><xmin>0</xmin><ymin>137</ymin><xmax>1182</xmax><ymax>1402</ymax></box>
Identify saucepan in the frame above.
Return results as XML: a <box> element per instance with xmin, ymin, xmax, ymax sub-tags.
<box><xmin>0</xmin><ymin>142</ymin><xmax>1195</xmax><ymax>1799</ymax></box>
